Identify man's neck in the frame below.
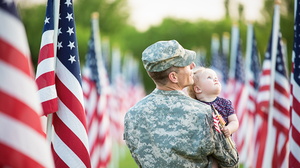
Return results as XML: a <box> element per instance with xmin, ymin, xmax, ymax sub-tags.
<box><xmin>156</xmin><ymin>83</ymin><xmax>182</xmax><ymax>91</ymax></box>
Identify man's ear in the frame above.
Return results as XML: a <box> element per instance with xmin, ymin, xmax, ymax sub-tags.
<box><xmin>194</xmin><ymin>86</ymin><xmax>202</xmax><ymax>94</ymax></box>
<box><xmin>169</xmin><ymin>72</ymin><xmax>178</xmax><ymax>83</ymax></box>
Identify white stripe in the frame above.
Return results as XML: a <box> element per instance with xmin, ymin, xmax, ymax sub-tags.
<box><xmin>88</xmin><ymin>118</ymin><xmax>98</xmax><ymax>151</ymax></box>
<box><xmin>90</xmin><ymin>145</ymin><xmax>101</xmax><ymax>167</ymax></box>
<box><xmin>273</xmin><ymin>107</ymin><xmax>290</xmax><ymax>129</ymax></box>
<box><xmin>275</xmin><ymin>72</ymin><xmax>290</xmax><ymax>92</ymax></box>
<box><xmin>292</xmin><ymin>108</ymin><xmax>300</xmax><ymax>132</ymax></box>
<box><xmin>289</xmin><ymin>129</ymin><xmax>300</xmax><ymax>163</ymax></box>
<box><xmin>292</xmin><ymin>77</ymin><xmax>300</xmax><ymax>102</ymax></box>
<box><xmin>40</xmin><ymin>30</ymin><xmax>54</xmax><ymax>49</ymax></box>
<box><xmin>37</xmin><ymin>85</ymin><xmax>57</xmax><ymax>103</ymax></box>
<box><xmin>0</xmin><ymin>8</ymin><xmax>30</xmax><ymax>58</ymax></box>
<box><xmin>56</xmin><ymin>59</ymin><xmax>84</xmax><ymax>105</ymax></box>
<box><xmin>0</xmin><ymin>112</ymin><xmax>54</xmax><ymax>168</ymax></box>
<box><xmin>0</xmin><ymin>60</ymin><xmax>42</xmax><ymax>115</ymax></box>
<box><xmin>36</xmin><ymin>57</ymin><xmax>55</xmax><ymax>79</ymax></box>
<box><xmin>57</xmin><ymin>98</ymin><xmax>89</xmax><ymax>152</ymax></box>
<box><xmin>100</xmin><ymin>136</ymin><xmax>112</xmax><ymax>161</ymax></box>
<box><xmin>52</xmin><ymin>130</ymin><xmax>86</xmax><ymax>168</ymax></box>
<box><xmin>258</xmin><ymin>74</ymin><xmax>271</xmax><ymax>87</ymax></box>
<box><xmin>256</xmin><ymin>90</ymin><xmax>270</xmax><ymax>103</ymax></box>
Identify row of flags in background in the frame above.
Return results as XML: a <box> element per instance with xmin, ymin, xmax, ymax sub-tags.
<box><xmin>1</xmin><ymin>0</ymin><xmax>300</xmax><ymax>168</ymax></box>
<box><xmin>0</xmin><ymin>0</ymin><xmax>146</xmax><ymax>168</ymax></box>
<box><xmin>208</xmin><ymin>1</ymin><xmax>300</xmax><ymax>168</ymax></box>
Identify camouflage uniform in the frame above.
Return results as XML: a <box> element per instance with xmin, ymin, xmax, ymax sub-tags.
<box><xmin>124</xmin><ymin>40</ymin><xmax>239</xmax><ymax>168</ymax></box>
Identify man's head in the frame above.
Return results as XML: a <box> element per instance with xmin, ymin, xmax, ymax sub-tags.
<box><xmin>142</xmin><ymin>40</ymin><xmax>196</xmax><ymax>89</ymax></box>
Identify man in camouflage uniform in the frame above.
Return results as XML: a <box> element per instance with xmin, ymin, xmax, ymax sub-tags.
<box><xmin>124</xmin><ymin>40</ymin><xmax>239</xmax><ymax>168</ymax></box>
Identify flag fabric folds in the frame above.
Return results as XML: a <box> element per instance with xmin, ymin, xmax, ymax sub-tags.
<box><xmin>254</xmin><ymin>4</ymin><xmax>290</xmax><ymax>167</ymax></box>
<box><xmin>41</xmin><ymin>0</ymin><xmax>92</xmax><ymax>167</ymax></box>
<box><xmin>35</xmin><ymin>0</ymin><xmax>58</xmax><ymax>115</ymax></box>
<box><xmin>0</xmin><ymin>0</ymin><xmax>54</xmax><ymax>167</ymax></box>
<box><xmin>82</xmin><ymin>13</ymin><xmax>112</xmax><ymax>168</ymax></box>
<box><xmin>289</xmin><ymin>0</ymin><xmax>300</xmax><ymax>167</ymax></box>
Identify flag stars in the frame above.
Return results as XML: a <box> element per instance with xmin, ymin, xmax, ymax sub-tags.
<box><xmin>66</xmin><ymin>27</ymin><xmax>74</xmax><ymax>36</ymax></box>
<box><xmin>44</xmin><ymin>17</ymin><xmax>50</xmax><ymax>24</ymax></box>
<box><xmin>66</xmin><ymin>13</ymin><xmax>73</xmax><ymax>21</ymax></box>
<box><xmin>57</xmin><ymin>41</ymin><xmax>63</xmax><ymax>50</ymax></box>
<box><xmin>58</xmin><ymin>28</ymin><xmax>62</xmax><ymax>36</ymax></box>
<box><xmin>65</xmin><ymin>0</ymin><xmax>72</xmax><ymax>7</ymax></box>
<box><xmin>68</xmin><ymin>55</ymin><xmax>76</xmax><ymax>64</ymax></box>
<box><xmin>67</xmin><ymin>41</ymin><xmax>75</xmax><ymax>50</ymax></box>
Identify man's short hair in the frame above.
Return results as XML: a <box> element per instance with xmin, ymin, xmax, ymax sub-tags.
<box><xmin>147</xmin><ymin>66</ymin><xmax>179</xmax><ymax>85</ymax></box>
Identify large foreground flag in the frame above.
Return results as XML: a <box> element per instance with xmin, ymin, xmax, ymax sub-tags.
<box><xmin>289</xmin><ymin>0</ymin><xmax>300</xmax><ymax>167</ymax></box>
<box><xmin>0</xmin><ymin>0</ymin><xmax>54</xmax><ymax>167</ymax></box>
<box><xmin>82</xmin><ymin>13</ymin><xmax>112</xmax><ymax>168</ymax></box>
<box><xmin>254</xmin><ymin>3</ymin><xmax>290</xmax><ymax>167</ymax></box>
<box><xmin>37</xmin><ymin>0</ymin><xmax>91</xmax><ymax>167</ymax></box>
<box><xmin>35</xmin><ymin>0</ymin><xmax>58</xmax><ymax>115</ymax></box>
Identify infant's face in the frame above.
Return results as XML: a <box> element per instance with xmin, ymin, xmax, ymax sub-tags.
<box><xmin>195</xmin><ymin>69</ymin><xmax>221</xmax><ymax>95</ymax></box>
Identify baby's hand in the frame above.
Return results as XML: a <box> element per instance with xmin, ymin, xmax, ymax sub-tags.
<box><xmin>221</xmin><ymin>126</ymin><xmax>231</xmax><ymax>138</ymax></box>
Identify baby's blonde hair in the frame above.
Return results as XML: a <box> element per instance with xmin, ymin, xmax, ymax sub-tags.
<box><xmin>187</xmin><ymin>67</ymin><xmax>207</xmax><ymax>99</ymax></box>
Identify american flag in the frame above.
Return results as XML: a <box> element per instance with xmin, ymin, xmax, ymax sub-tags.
<box><xmin>230</xmin><ymin>37</ymin><xmax>248</xmax><ymax>164</ymax></box>
<box><xmin>82</xmin><ymin>14</ymin><xmax>112</xmax><ymax>168</ymax></box>
<box><xmin>41</xmin><ymin>0</ymin><xmax>91</xmax><ymax>167</ymax></box>
<box><xmin>289</xmin><ymin>0</ymin><xmax>300</xmax><ymax>167</ymax></box>
<box><xmin>0</xmin><ymin>0</ymin><xmax>54</xmax><ymax>167</ymax></box>
<box><xmin>254</xmin><ymin>4</ymin><xmax>290</xmax><ymax>167</ymax></box>
<box><xmin>213</xmin><ymin>112</ymin><xmax>221</xmax><ymax>133</ymax></box>
<box><xmin>243</xmin><ymin>25</ymin><xmax>261</xmax><ymax>168</ymax></box>
<box><xmin>35</xmin><ymin>0</ymin><xmax>58</xmax><ymax>115</ymax></box>
<box><xmin>211</xmin><ymin>34</ymin><xmax>225</xmax><ymax>98</ymax></box>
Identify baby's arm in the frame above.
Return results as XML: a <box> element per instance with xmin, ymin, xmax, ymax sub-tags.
<box><xmin>221</xmin><ymin>114</ymin><xmax>239</xmax><ymax>138</ymax></box>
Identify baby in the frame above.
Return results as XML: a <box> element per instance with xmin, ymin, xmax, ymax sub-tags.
<box><xmin>187</xmin><ymin>67</ymin><xmax>239</xmax><ymax>167</ymax></box>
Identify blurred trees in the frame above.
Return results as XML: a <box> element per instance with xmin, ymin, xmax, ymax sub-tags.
<box><xmin>19</xmin><ymin>0</ymin><xmax>294</xmax><ymax>94</ymax></box>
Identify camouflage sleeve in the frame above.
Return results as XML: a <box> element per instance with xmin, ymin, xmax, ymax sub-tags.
<box><xmin>207</xmin><ymin>107</ymin><xmax>239</xmax><ymax>168</ymax></box>
<box><xmin>123</xmin><ymin>109</ymin><xmax>143</xmax><ymax>168</ymax></box>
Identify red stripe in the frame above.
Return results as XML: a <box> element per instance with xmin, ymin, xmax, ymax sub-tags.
<box><xmin>41</xmin><ymin>98</ymin><xmax>58</xmax><ymax>115</ymax></box>
<box><xmin>274</xmin><ymin>82</ymin><xmax>289</xmax><ymax>99</ymax></box>
<box><xmin>52</xmin><ymin>112</ymin><xmax>91</xmax><ymax>168</ymax></box>
<box><xmin>262</xmin><ymin>69</ymin><xmax>271</xmax><ymax>76</ymax></box>
<box><xmin>36</xmin><ymin>71</ymin><xmax>56</xmax><ymax>90</ymax></box>
<box><xmin>289</xmin><ymin>153</ymin><xmax>300</xmax><ymax>168</ymax></box>
<box><xmin>0</xmin><ymin>90</ymin><xmax>45</xmax><ymax>135</ymax></box>
<box><xmin>38</xmin><ymin>43</ymin><xmax>54</xmax><ymax>64</ymax></box>
<box><xmin>0</xmin><ymin>39</ymin><xmax>31</xmax><ymax>76</ymax></box>
<box><xmin>56</xmin><ymin>76</ymin><xmax>88</xmax><ymax>132</ymax></box>
<box><xmin>255</xmin><ymin>118</ymin><xmax>269</xmax><ymax>168</ymax></box>
<box><xmin>273</xmin><ymin>100</ymin><xmax>289</xmax><ymax>119</ymax></box>
<box><xmin>51</xmin><ymin>143</ymin><xmax>69</xmax><ymax>168</ymax></box>
<box><xmin>291</xmin><ymin>124</ymin><xmax>300</xmax><ymax>147</ymax></box>
<box><xmin>0</xmin><ymin>143</ymin><xmax>44</xmax><ymax>168</ymax></box>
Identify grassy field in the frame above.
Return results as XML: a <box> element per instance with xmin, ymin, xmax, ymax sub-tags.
<box><xmin>118</xmin><ymin>146</ymin><xmax>138</xmax><ymax>168</ymax></box>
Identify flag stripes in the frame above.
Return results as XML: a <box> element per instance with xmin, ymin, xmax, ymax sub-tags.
<box><xmin>0</xmin><ymin>1</ymin><xmax>54</xmax><ymax>167</ymax></box>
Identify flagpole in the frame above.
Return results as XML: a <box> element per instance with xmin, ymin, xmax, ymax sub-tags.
<box><xmin>263</xmin><ymin>1</ymin><xmax>280</xmax><ymax>167</ymax></box>
<box><xmin>46</xmin><ymin>0</ymin><xmax>60</xmax><ymax>145</ymax></box>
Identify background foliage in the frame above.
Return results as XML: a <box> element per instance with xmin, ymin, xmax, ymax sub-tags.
<box><xmin>18</xmin><ymin>0</ymin><xmax>294</xmax><ymax>94</ymax></box>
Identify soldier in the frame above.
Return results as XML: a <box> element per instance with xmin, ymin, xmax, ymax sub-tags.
<box><xmin>124</xmin><ymin>40</ymin><xmax>239</xmax><ymax>168</ymax></box>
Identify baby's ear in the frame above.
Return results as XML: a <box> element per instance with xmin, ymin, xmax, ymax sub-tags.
<box><xmin>194</xmin><ymin>86</ymin><xmax>202</xmax><ymax>94</ymax></box>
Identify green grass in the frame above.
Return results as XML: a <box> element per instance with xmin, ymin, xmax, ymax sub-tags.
<box><xmin>118</xmin><ymin>146</ymin><xmax>138</xmax><ymax>168</ymax></box>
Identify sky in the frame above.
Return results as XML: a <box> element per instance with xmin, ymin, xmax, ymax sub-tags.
<box><xmin>18</xmin><ymin>0</ymin><xmax>264</xmax><ymax>32</ymax></box>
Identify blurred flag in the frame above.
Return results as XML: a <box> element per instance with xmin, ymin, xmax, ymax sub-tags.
<box><xmin>289</xmin><ymin>0</ymin><xmax>300</xmax><ymax>167</ymax></box>
<box><xmin>37</xmin><ymin>0</ymin><xmax>91</xmax><ymax>167</ymax></box>
<box><xmin>35</xmin><ymin>0</ymin><xmax>58</xmax><ymax>115</ymax></box>
<box><xmin>221</xmin><ymin>32</ymin><xmax>230</xmax><ymax>85</ymax></box>
<box><xmin>210</xmin><ymin>34</ymin><xmax>225</xmax><ymax>93</ymax></box>
<box><xmin>82</xmin><ymin>12</ymin><xmax>111</xmax><ymax>168</ymax></box>
<box><xmin>0</xmin><ymin>0</ymin><xmax>54</xmax><ymax>167</ymax></box>
<box><xmin>229</xmin><ymin>37</ymin><xmax>248</xmax><ymax>163</ymax></box>
<box><xmin>254</xmin><ymin>3</ymin><xmax>290</xmax><ymax>167</ymax></box>
<box><xmin>243</xmin><ymin>24</ymin><xmax>261</xmax><ymax>168</ymax></box>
